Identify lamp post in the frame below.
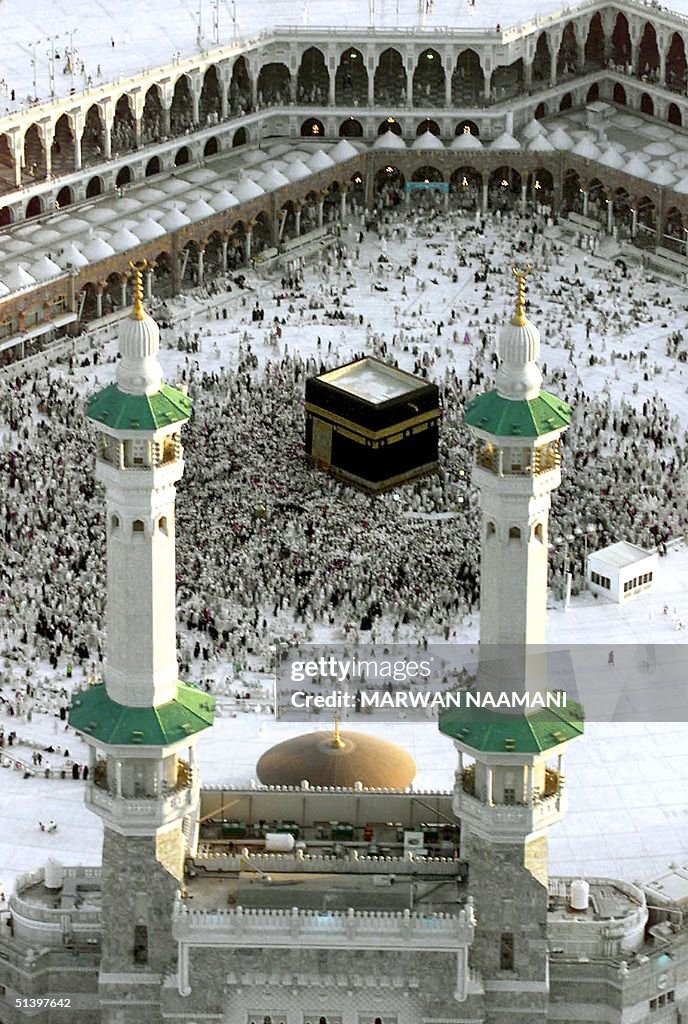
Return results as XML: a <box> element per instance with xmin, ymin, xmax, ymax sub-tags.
<box><xmin>574</xmin><ymin>523</ymin><xmax>598</xmax><ymax>590</ymax></box>
<box><xmin>31</xmin><ymin>39</ymin><xmax>41</xmax><ymax>100</ymax></box>
<box><xmin>67</xmin><ymin>29</ymin><xmax>78</xmax><ymax>91</ymax></box>
<box><xmin>554</xmin><ymin>533</ymin><xmax>575</xmax><ymax>607</ymax></box>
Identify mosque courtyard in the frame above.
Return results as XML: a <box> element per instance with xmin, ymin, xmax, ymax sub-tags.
<box><xmin>1</xmin><ymin>199</ymin><xmax>687</xmax><ymax>894</ymax></box>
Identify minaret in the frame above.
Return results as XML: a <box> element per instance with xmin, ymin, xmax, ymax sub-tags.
<box><xmin>69</xmin><ymin>262</ymin><xmax>213</xmax><ymax>1021</ymax></box>
<box><xmin>439</xmin><ymin>268</ymin><xmax>583</xmax><ymax>1024</ymax></box>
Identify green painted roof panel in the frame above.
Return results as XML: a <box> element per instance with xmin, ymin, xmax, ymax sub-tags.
<box><xmin>438</xmin><ymin>697</ymin><xmax>584</xmax><ymax>753</ymax></box>
<box><xmin>87</xmin><ymin>383</ymin><xmax>193</xmax><ymax>431</ymax></box>
<box><xmin>464</xmin><ymin>389</ymin><xmax>571</xmax><ymax>438</ymax></box>
<box><xmin>68</xmin><ymin>681</ymin><xmax>214</xmax><ymax>746</ymax></box>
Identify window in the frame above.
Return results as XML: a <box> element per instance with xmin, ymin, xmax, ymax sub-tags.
<box><xmin>158</xmin><ymin>516</ymin><xmax>168</xmax><ymax>535</ymax></box>
<box><xmin>111</xmin><ymin>514</ymin><xmax>120</xmax><ymax>530</ymax></box>
<box><xmin>133</xmin><ymin>923</ymin><xmax>148</xmax><ymax>965</ymax></box>
<box><xmin>651</xmin><ymin>992</ymin><xmax>675</xmax><ymax>1009</ymax></box>
<box><xmin>591</xmin><ymin>572</ymin><xmax>611</xmax><ymax>590</ymax></box>
<box><xmin>508</xmin><ymin>527</ymin><xmax>521</xmax><ymax>540</ymax></box>
<box><xmin>503</xmin><ymin>787</ymin><xmax>515</xmax><ymax>805</ymax></box>
<box><xmin>500</xmin><ymin>931</ymin><xmax>514</xmax><ymax>970</ymax></box>
<box><xmin>534</xmin><ymin>524</ymin><xmax>544</xmax><ymax>542</ymax></box>
<box><xmin>487</xmin><ymin>522</ymin><xmax>496</xmax><ymax>537</ymax></box>
<box><xmin>132</xmin><ymin>520</ymin><xmax>145</xmax><ymax>533</ymax></box>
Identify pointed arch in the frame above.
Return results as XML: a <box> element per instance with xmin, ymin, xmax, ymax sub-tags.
<box><xmin>111</xmin><ymin>94</ymin><xmax>136</xmax><ymax>156</ymax></box>
<box><xmin>413</xmin><ymin>48</ymin><xmax>445</xmax><ymax>107</ymax></box>
<box><xmin>584</xmin><ymin>12</ymin><xmax>606</xmax><ymax>70</ymax></box>
<box><xmin>335</xmin><ymin>48</ymin><xmax>368</xmax><ymax>106</ymax></box>
<box><xmin>23</xmin><ymin>124</ymin><xmax>47</xmax><ymax>182</ymax></box>
<box><xmin>637</xmin><ymin>22</ymin><xmax>659</xmax><ymax>79</ymax></box>
<box><xmin>199</xmin><ymin>65</ymin><xmax>222</xmax><ymax>125</ymax></box>
<box><xmin>666</xmin><ymin>33</ymin><xmax>687</xmax><ymax>92</ymax></box>
<box><xmin>82</xmin><ymin>104</ymin><xmax>105</xmax><ymax>167</ymax></box>
<box><xmin>51</xmin><ymin>114</ymin><xmax>75</xmax><ymax>176</ymax></box>
<box><xmin>452</xmin><ymin>49</ymin><xmax>484</xmax><ymax>105</ymax></box>
<box><xmin>375</xmin><ymin>48</ymin><xmax>405</xmax><ymax>106</ymax></box>
<box><xmin>170</xmin><ymin>74</ymin><xmax>194</xmax><ymax>134</ymax></box>
<box><xmin>142</xmin><ymin>85</ymin><xmax>163</xmax><ymax>145</ymax></box>
<box><xmin>257</xmin><ymin>63</ymin><xmax>291</xmax><ymax>106</ymax></box>
<box><xmin>557</xmin><ymin>22</ymin><xmax>578</xmax><ymax>77</ymax></box>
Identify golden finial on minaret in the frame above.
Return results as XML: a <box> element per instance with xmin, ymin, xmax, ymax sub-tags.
<box><xmin>129</xmin><ymin>258</ymin><xmax>147</xmax><ymax>321</ymax></box>
<box><xmin>331</xmin><ymin>717</ymin><xmax>345</xmax><ymax>749</ymax></box>
<box><xmin>511</xmin><ymin>264</ymin><xmax>532</xmax><ymax>327</ymax></box>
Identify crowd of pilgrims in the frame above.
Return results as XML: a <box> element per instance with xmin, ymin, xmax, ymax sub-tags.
<box><xmin>0</xmin><ymin>203</ymin><xmax>686</xmax><ymax>708</ymax></box>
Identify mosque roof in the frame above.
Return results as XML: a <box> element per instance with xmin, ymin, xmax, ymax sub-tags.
<box><xmin>439</xmin><ymin>698</ymin><xmax>585</xmax><ymax>753</ymax></box>
<box><xmin>256</xmin><ymin>727</ymin><xmax>416</xmax><ymax>789</ymax></box>
<box><xmin>69</xmin><ymin>681</ymin><xmax>215</xmax><ymax>746</ymax></box>
<box><xmin>87</xmin><ymin>381</ymin><xmax>193</xmax><ymax>431</ymax></box>
<box><xmin>464</xmin><ymin>388</ymin><xmax>571</xmax><ymax>438</ymax></box>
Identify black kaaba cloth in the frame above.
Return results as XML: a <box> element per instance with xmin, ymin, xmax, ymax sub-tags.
<box><xmin>305</xmin><ymin>356</ymin><xmax>441</xmax><ymax>492</ymax></box>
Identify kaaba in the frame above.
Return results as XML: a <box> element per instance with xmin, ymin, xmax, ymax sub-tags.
<box><xmin>305</xmin><ymin>356</ymin><xmax>441</xmax><ymax>492</ymax></box>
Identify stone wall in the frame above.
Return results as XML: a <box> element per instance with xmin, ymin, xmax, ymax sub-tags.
<box><xmin>162</xmin><ymin>946</ymin><xmax>464</xmax><ymax>1024</ymax></box>
<box><xmin>463</xmin><ymin>830</ymin><xmax>549</xmax><ymax>1024</ymax></box>
<box><xmin>100</xmin><ymin>826</ymin><xmax>180</xmax><ymax>982</ymax></box>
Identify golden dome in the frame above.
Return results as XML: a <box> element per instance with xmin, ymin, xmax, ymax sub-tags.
<box><xmin>256</xmin><ymin>726</ymin><xmax>416</xmax><ymax>790</ymax></box>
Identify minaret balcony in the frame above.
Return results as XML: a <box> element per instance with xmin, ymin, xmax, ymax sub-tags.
<box><xmin>95</xmin><ymin>455</ymin><xmax>185</xmax><ymax>491</ymax></box>
<box><xmin>453</xmin><ymin>784</ymin><xmax>565</xmax><ymax>839</ymax></box>
<box><xmin>85</xmin><ymin>761</ymin><xmax>198</xmax><ymax>835</ymax></box>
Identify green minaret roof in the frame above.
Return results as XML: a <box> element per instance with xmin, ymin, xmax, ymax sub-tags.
<box><xmin>87</xmin><ymin>382</ymin><xmax>192</xmax><ymax>432</ymax></box>
<box><xmin>438</xmin><ymin>698</ymin><xmax>584</xmax><ymax>754</ymax></box>
<box><xmin>69</xmin><ymin>681</ymin><xmax>214</xmax><ymax>746</ymax></box>
<box><xmin>464</xmin><ymin>389</ymin><xmax>571</xmax><ymax>438</ymax></box>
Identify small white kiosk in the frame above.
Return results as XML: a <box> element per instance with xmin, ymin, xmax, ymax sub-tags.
<box><xmin>587</xmin><ymin>541</ymin><xmax>657</xmax><ymax>603</ymax></box>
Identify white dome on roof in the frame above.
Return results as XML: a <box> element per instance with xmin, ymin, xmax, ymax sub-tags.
<box><xmin>158</xmin><ymin>178</ymin><xmax>189</xmax><ymax>195</ymax></box>
<box><xmin>526</xmin><ymin>134</ymin><xmax>554</xmax><ymax>152</ymax></box>
<box><xmin>3</xmin><ymin>239</ymin><xmax>33</xmax><ymax>254</ymax></box>
<box><xmin>571</xmin><ymin>137</ymin><xmax>601</xmax><ymax>160</ymax></box>
<box><xmin>490</xmin><ymin>132</ymin><xmax>521</xmax><ymax>150</ymax></box>
<box><xmin>160</xmin><ymin>207</ymin><xmax>191</xmax><ymax>230</ymax></box>
<box><xmin>3</xmin><ymin>265</ymin><xmax>36</xmax><ymax>290</ymax></box>
<box><xmin>522</xmin><ymin>119</ymin><xmax>545</xmax><ymax>139</ymax></box>
<box><xmin>30</xmin><ymin>255</ymin><xmax>62</xmax><ymax>282</ymax></box>
<box><xmin>547</xmin><ymin>127</ymin><xmax>574</xmax><ymax>151</ymax></box>
<box><xmin>108</xmin><ymin>227</ymin><xmax>141</xmax><ymax>252</ymax></box>
<box><xmin>599</xmin><ymin>147</ymin><xmax>625</xmax><ymax>170</ymax></box>
<box><xmin>260</xmin><ymin>168</ymin><xmax>290</xmax><ymax>189</ymax></box>
<box><xmin>56</xmin><ymin>242</ymin><xmax>89</xmax><ymax>269</ymax></box>
<box><xmin>625</xmin><ymin>154</ymin><xmax>649</xmax><ymax>178</ymax></box>
<box><xmin>83</xmin><ymin>207</ymin><xmax>117</xmax><ymax>225</ymax></box>
<box><xmin>233</xmin><ymin>178</ymin><xmax>265</xmax><ymax>200</ymax></box>
<box><xmin>372</xmin><ymin>131</ymin><xmax>406</xmax><ymax>150</ymax></box>
<box><xmin>329</xmin><ymin>139</ymin><xmax>359</xmax><ymax>161</ymax></box>
<box><xmin>307</xmin><ymin>149</ymin><xmax>336</xmax><ymax>171</ymax></box>
<box><xmin>210</xmin><ymin>189</ymin><xmax>239</xmax><ymax>211</ymax></box>
<box><xmin>648</xmin><ymin>163</ymin><xmax>676</xmax><ymax>186</ymax></box>
<box><xmin>31</xmin><ymin>227</ymin><xmax>61</xmax><ymax>245</ymax></box>
<box><xmin>185</xmin><ymin>198</ymin><xmax>215</xmax><ymax>221</ymax></box>
<box><xmin>83</xmin><ymin>236</ymin><xmax>116</xmax><ymax>262</ymax></box>
<box><xmin>133</xmin><ymin>186</ymin><xmax>166</xmax><ymax>202</ymax></box>
<box><xmin>136</xmin><ymin>217</ymin><xmax>166</xmax><ymax>241</ymax></box>
<box><xmin>183</xmin><ymin>168</ymin><xmax>218</xmax><ymax>183</ymax></box>
<box><xmin>284</xmin><ymin>158</ymin><xmax>312</xmax><ymax>182</ymax></box>
<box><xmin>114</xmin><ymin>197</ymin><xmax>142</xmax><ymax>212</ymax></box>
<box><xmin>412</xmin><ymin>130</ymin><xmax>444</xmax><ymax>151</ymax></box>
<box><xmin>450</xmin><ymin>132</ymin><xmax>482</xmax><ymax>150</ymax></box>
